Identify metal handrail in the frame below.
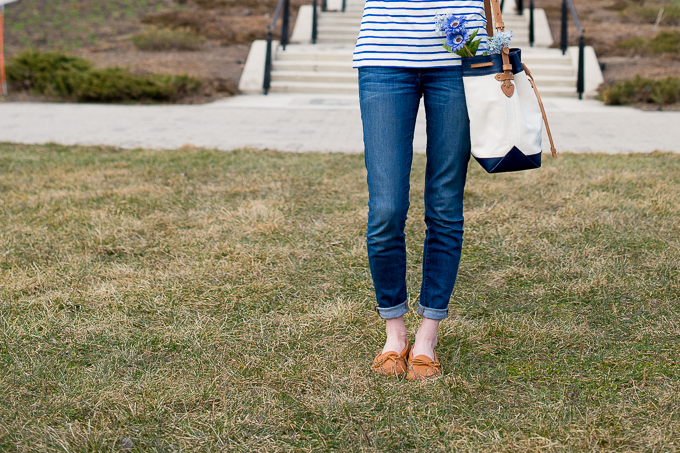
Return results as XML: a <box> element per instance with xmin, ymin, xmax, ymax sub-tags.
<box><xmin>525</xmin><ymin>0</ymin><xmax>585</xmax><ymax>99</ymax></box>
<box><xmin>529</xmin><ymin>0</ymin><xmax>534</xmax><ymax>46</ymax></box>
<box><xmin>264</xmin><ymin>0</ymin><xmax>322</xmax><ymax>94</ymax></box>
<box><xmin>263</xmin><ymin>0</ymin><xmax>291</xmax><ymax>94</ymax></box>
<box><xmin>312</xmin><ymin>0</ymin><xmax>318</xmax><ymax>43</ymax></box>
<box><xmin>560</xmin><ymin>0</ymin><xmax>584</xmax><ymax>53</ymax></box>
<box><xmin>560</xmin><ymin>0</ymin><xmax>585</xmax><ymax>99</ymax></box>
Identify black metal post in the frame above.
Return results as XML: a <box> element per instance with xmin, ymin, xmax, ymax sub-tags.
<box><xmin>560</xmin><ymin>0</ymin><xmax>568</xmax><ymax>54</ymax></box>
<box><xmin>321</xmin><ymin>0</ymin><xmax>327</xmax><ymax>12</ymax></box>
<box><xmin>577</xmin><ymin>34</ymin><xmax>585</xmax><ymax>100</ymax></box>
<box><xmin>529</xmin><ymin>0</ymin><xmax>535</xmax><ymax>47</ymax></box>
<box><xmin>500</xmin><ymin>0</ymin><xmax>505</xmax><ymax>13</ymax></box>
<box><xmin>312</xmin><ymin>0</ymin><xmax>318</xmax><ymax>44</ymax></box>
<box><xmin>342</xmin><ymin>0</ymin><xmax>346</xmax><ymax>12</ymax></box>
<box><xmin>517</xmin><ymin>0</ymin><xmax>523</xmax><ymax>15</ymax></box>
<box><xmin>281</xmin><ymin>0</ymin><xmax>290</xmax><ymax>49</ymax></box>
<box><xmin>0</xmin><ymin>4</ymin><xmax>6</xmax><ymax>97</ymax></box>
<box><xmin>263</xmin><ymin>32</ymin><xmax>273</xmax><ymax>95</ymax></box>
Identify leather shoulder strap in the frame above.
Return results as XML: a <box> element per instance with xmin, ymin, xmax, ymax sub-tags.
<box><xmin>489</xmin><ymin>0</ymin><xmax>505</xmax><ymax>32</ymax></box>
<box><xmin>484</xmin><ymin>0</ymin><xmax>494</xmax><ymax>38</ymax></box>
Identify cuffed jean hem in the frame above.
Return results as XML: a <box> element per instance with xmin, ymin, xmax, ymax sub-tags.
<box><xmin>417</xmin><ymin>304</ymin><xmax>448</xmax><ymax>320</ymax></box>
<box><xmin>375</xmin><ymin>301</ymin><xmax>409</xmax><ymax>319</ymax></box>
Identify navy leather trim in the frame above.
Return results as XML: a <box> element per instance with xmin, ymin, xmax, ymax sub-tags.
<box><xmin>461</xmin><ymin>48</ymin><xmax>523</xmax><ymax>77</ymax></box>
<box><xmin>474</xmin><ymin>146</ymin><xmax>541</xmax><ymax>173</ymax></box>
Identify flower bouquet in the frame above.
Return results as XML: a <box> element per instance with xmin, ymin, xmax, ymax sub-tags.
<box><xmin>434</xmin><ymin>13</ymin><xmax>513</xmax><ymax>57</ymax></box>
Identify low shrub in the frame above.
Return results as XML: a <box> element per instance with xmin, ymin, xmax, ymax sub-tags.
<box><xmin>76</xmin><ymin>69</ymin><xmax>202</xmax><ymax>102</ymax></box>
<box><xmin>141</xmin><ymin>9</ymin><xmax>270</xmax><ymax>44</ymax></box>
<box><xmin>600</xmin><ymin>75</ymin><xmax>680</xmax><ymax>105</ymax></box>
<box><xmin>620</xmin><ymin>2</ymin><xmax>680</xmax><ymax>26</ymax></box>
<box><xmin>5</xmin><ymin>50</ymin><xmax>93</xmax><ymax>97</ymax></box>
<box><xmin>131</xmin><ymin>26</ymin><xmax>206</xmax><ymax>51</ymax></box>
<box><xmin>618</xmin><ymin>30</ymin><xmax>680</xmax><ymax>54</ymax></box>
<box><xmin>6</xmin><ymin>50</ymin><xmax>202</xmax><ymax>102</ymax></box>
<box><xmin>174</xmin><ymin>0</ymin><xmax>280</xmax><ymax>9</ymax></box>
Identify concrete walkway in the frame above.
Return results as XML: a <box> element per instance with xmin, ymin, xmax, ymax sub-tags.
<box><xmin>1</xmin><ymin>95</ymin><xmax>678</xmax><ymax>154</ymax></box>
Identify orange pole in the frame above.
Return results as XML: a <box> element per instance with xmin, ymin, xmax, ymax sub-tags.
<box><xmin>0</xmin><ymin>5</ymin><xmax>6</xmax><ymax>96</ymax></box>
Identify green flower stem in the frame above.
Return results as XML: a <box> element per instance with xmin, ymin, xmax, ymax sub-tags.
<box><xmin>463</xmin><ymin>44</ymin><xmax>474</xmax><ymax>57</ymax></box>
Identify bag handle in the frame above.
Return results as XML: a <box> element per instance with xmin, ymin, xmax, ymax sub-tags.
<box><xmin>523</xmin><ymin>63</ymin><xmax>558</xmax><ymax>158</ymax></box>
<box><xmin>484</xmin><ymin>0</ymin><xmax>505</xmax><ymax>36</ymax></box>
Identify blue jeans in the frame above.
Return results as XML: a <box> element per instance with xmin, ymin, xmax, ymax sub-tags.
<box><xmin>359</xmin><ymin>67</ymin><xmax>471</xmax><ymax>321</ymax></box>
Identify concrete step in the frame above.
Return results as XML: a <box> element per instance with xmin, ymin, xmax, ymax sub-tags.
<box><xmin>268</xmin><ymin>80</ymin><xmax>578</xmax><ymax>97</ymax></box>
<box><xmin>269</xmin><ymin>80</ymin><xmax>359</xmax><ymax>94</ymax></box>
<box><xmin>273</xmin><ymin>59</ymin><xmax>354</xmax><ymax>72</ymax></box>
<box><xmin>276</xmin><ymin>44</ymin><xmax>355</xmax><ymax>61</ymax></box>
<box><xmin>529</xmin><ymin>74</ymin><xmax>576</xmax><ymax>87</ymax></box>
<box><xmin>274</xmin><ymin>58</ymin><xmax>574</xmax><ymax>77</ymax></box>
<box><xmin>270</xmin><ymin>70</ymin><xmax>573</xmax><ymax>88</ymax></box>
<box><xmin>271</xmin><ymin>70</ymin><xmax>357</xmax><ymax>83</ymax></box>
<box><xmin>520</xmin><ymin>51</ymin><xmax>573</xmax><ymax>66</ymax></box>
<box><xmin>320</xmin><ymin>11</ymin><xmax>363</xmax><ymax>19</ymax></box>
<box><xmin>318</xmin><ymin>26</ymin><xmax>360</xmax><ymax>34</ymax></box>
<box><xmin>317</xmin><ymin>36</ymin><xmax>358</xmax><ymax>44</ymax></box>
<box><xmin>531</xmin><ymin>86</ymin><xmax>578</xmax><ymax>97</ymax></box>
<box><xmin>521</xmin><ymin>63</ymin><xmax>574</xmax><ymax>76</ymax></box>
<box><xmin>318</xmin><ymin>17</ymin><xmax>363</xmax><ymax>25</ymax></box>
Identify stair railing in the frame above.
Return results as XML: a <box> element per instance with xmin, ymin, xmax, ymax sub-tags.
<box><xmin>312</xmin><ymin>0</ymin><xmax>318</xmax><ymax>43</ymax></box>
<box><xmin>263</xmin><ymin>0</ymin><xmax>346</xmax><ymax>94</ymax></box>
<box><xmin>559</xmin><ymin>0</ymin><xmax>585</xmax><ymax>99</ymax></box>
<box><xmin>528</xmin><ymin>0</ymin><xmax>534</xmax><ymax>46</ymax></box>
<box><xmin>263</xmin><ymin>0</ymin><xmax>291</xmax><ymax>94</ymax></box>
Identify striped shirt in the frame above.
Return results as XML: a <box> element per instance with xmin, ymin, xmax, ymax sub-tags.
<box><xmin>353</xmin><ymin>0</ymin><xmax>489</xmax><ymax>68</ymax></box>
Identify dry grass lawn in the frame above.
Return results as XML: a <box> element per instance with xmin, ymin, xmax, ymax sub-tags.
<box><xmin>1</xmin><ymin>143</ymin><xmax>679</xmax><ymax>452</ymax></box>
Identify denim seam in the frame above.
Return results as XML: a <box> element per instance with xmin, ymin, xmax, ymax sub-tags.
<box><xmin>421</xmin><ymin>229</ymin><xmax>431</xmax><ymax>312</ymax></box>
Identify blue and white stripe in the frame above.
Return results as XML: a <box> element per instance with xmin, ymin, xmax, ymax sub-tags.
<box><xmin>353</xmin><ymin>0</ymin><xmax>489</xmax><ymax>68</ymax></box>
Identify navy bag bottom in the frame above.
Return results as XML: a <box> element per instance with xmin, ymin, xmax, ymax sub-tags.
<box><xmin>474</xmin><ymin>146</ymin><xmax>542</xmax><ymax>173</ymax></box>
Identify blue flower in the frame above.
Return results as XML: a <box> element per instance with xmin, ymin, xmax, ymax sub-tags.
<box><xmin>434</xmin><ymin>13</ymin><xmax>450</xmax><ymax>35</ymax></box>
<box><xmin>446</xmin><ymin>28</ymin><xmax>470</xmax><ymax>52</ymax></box>
<box><xmin>444</xmin><ymin>15</ymin><xmax>466</xmax><ymax>33</ymax></box>
<box><xmin>435</xmin><ymin>13</ymin><xmax>467</xmax><ymax>36</ymax></box>
<box><xmin>488</xmin><ymin>30</ymin><xmax>514</xmax><ymax>55</ymax></box>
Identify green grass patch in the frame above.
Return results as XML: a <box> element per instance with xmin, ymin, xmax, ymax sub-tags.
<box><xmin>620</xmin><ymin>2</ymin><xmax>680</xmax><ymax>26</ymax></box>
<box><xmin>3</xmin><ymin>0</ymin><xmax>179</xmax><ymax>51</ymax></box>
<box><xmin>600</xmin><ymin>74</ymin><xmax>680</xmax><ymax>105</ymax></box>
<box><xmin>131</xmin><ymin>26</ymin><xmax>206</xmax><ymax>51</ymax></box>
<box><xmin>0</xmin><ymin>145</ymin><xmax>679</xmax><ymax>451</ymax></box>
<box><xmin>6</xmin><ymin>50</ymin><xmax>201</xmax><ymax>102</ymax></box>
<box><xmin>618</xmin><ymin>29</ymin><xmax>680</xmax><ymax>54</ymax></box>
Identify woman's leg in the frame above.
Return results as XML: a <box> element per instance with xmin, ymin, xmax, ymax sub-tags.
<box><xmin>358</xmin><ymin>67</ymin><xmax>421</xmax><ymax>353</ymax></box>
<box><xmin>412</xmin><ymin>67</ymin><xmax>471</xmax><ymax>359</ymax></box>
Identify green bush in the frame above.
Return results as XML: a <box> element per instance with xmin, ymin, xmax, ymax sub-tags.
<box><xmin>131</xmin><ymin>26</ymin><xmax>206</xmax><ymax>51</ymax></box>
<box><xmin>618</xmin><ymin>30</ymin><xmax>680</xmax><ymax>54</ymax></box>
<box><xmin>6</xmin><ymin>50</ymin><xmax>202</xmax><ymax>102</ymax></box>
<box><xmin>5</xmin><ymin>50</ymin><xmax>93</xmax><ymax>97</ymax></box>
<box><xmin>600</xmin><ymin>75</ymin><xmax>680</xmax><ymax>105</ymax></box>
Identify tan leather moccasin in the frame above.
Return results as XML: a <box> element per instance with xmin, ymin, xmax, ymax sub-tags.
<box><xmin>406</xmin><ymin>349</ymin><xmax>441</xmax><ymax>381</ymax></box>
<box><xmin>371</xmin><ymin>341</ymin><xmax>411</xmax><ymax>377</ymax></box>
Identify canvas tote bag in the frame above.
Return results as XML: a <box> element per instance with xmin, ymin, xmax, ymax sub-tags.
<box><xmin>461</xmin><ymin>0</ymin><xmax>557</xmax><ymax>173</ymax></box>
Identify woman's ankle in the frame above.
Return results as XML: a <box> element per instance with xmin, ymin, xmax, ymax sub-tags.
<box><xmin>411</xmin><ymin>318</ymin><xmax>440</xmax><ymax>360</ymax></box>
<box><xmin>382</xmin><ymin>316</ymin><xmax>408</xmax><ymax>354</ymax></box>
